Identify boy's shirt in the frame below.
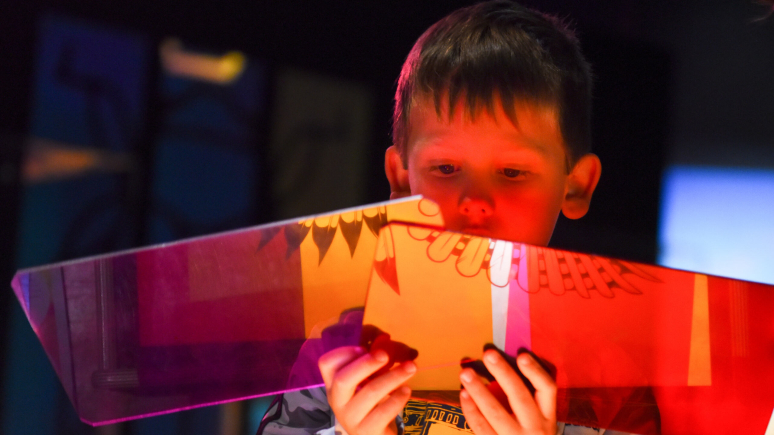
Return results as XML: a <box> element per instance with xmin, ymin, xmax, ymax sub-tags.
<box><xmin>257</xmin><ymin>386</ymin><xmax>402</xmax><ymax>435</ymax></box>
<box><xmin>403</xmin><ymin>399</ymin><xmax>471</xmax><ymax>434</ymax></box>
<box><xmin>258</xmin><ymin>389</ymin><xmax>637</xmax><ymax>435</ymax></box>
<box><xmin>403</xmin><ymin>399</ymin><xmax>604</xmax><ymax>435</ymax></box>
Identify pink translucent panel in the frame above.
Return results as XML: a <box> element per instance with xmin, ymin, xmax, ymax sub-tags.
<box><xmin>362</xmin><ymin>223</ymin><xmax>774</xmax><ymax>435</ymax></box>
<box><xmin>9</xmin><ymin>196</ymin><xmax>444</xmax><ymax>426</ymax></box>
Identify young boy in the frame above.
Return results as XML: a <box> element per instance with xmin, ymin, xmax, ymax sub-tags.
<box><xmin>260</xmin><ymin>1</ymin><xmax>602</xmax><ymax>434</ymax></box>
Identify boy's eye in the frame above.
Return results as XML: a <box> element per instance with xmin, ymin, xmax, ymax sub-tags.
<box><xmin>435</xmin><ymin>164</ymin><xmax>457</xmax><ymax>175</ymax></box>
<box><xmin>501</xmin><ymin>168</ymin><xmax>523</xmax><ymax>178</ymax></box>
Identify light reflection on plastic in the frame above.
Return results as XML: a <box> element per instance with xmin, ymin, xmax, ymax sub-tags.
<box><xmin>659</xmin><ymin>165</ymin><xmax>774</xmax><ymax>285</ymax></box>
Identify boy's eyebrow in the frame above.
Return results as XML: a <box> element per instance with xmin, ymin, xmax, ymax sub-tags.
<box><xmin>415</xmin><ymin>134</ymin><xmax>553</xmax><ymax>158</ymax></box>
<box><xmin>514</xmin><ymin>140</ymin><xmax>551</xmax><ymax>156</ymax></box>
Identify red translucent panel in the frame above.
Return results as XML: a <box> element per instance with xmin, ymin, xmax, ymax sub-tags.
<box><xmin>362</xmin><ymin>223</ymin><xmax>774</xmax><ymax>434</ymax></box>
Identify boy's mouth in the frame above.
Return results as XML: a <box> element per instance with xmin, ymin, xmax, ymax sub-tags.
<box><xmin>445</xmin><ymin>218</ymin><xmax>498</xmax><ymax>238</ymax></box>
<box><xmin>459</xmin><ymin>225</ymin><xmax>493</xmax><ymax>238</ymax></box>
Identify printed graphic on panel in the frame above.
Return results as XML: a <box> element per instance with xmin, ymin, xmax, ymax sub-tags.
<box><xmin>401</xmin><ymin>226</ymin><xmax>660</xmax><ymax>296</ymax></box>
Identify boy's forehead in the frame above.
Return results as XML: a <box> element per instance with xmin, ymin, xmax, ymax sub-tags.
<box><xmin>410</xmin><ymin>93</ymin><xmax>559</xmax><ymax>129</ymax></box>
<box><xmin>407</xmin><ymin>94</ymin><xmax>565</xmax><ymax>150</ymax></box>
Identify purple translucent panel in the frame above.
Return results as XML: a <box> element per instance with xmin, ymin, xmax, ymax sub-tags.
<box><xmin>9</xmin><ymin>196</ymin><xmax>436</xmax><ymax>425</ymax></box>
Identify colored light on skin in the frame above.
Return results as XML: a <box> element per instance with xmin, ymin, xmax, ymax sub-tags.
<box><xmin>160</xmin><ymin>38</ymin><xmax>246</xmax><ymax>84</ymax></box>
<box><xmin>386</xmin><ymin>98</ymin><xmax>598</xmax><ymax>249</ymax></box>
<box><xmin>408</xmin><ymin>100</ymin><xmax>567</xmax><ymax>247</ymax></box>
<box><xmin>386</xmin><ymin>96</ymin><xmax>600</xmax><ymax>248</ymax></box>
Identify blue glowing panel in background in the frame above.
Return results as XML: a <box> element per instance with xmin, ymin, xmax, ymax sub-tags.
<box><xmin>659</xmin><ymin>165</ymin><xmax>774</xmax><ymax>285</ymax></box>
<box><xmin>29</xmin><ymin>14</ymin><xmax>148</xmax><ymax>151</ymax></box>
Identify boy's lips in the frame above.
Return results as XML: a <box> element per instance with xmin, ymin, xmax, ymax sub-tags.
<box><xmin>446</xmin><ymin>218</ymin><xmax>500</xmax><ymax>238</ymax></box>
<box><xmin>443</xmin><ymin>218</ymin><xmax>496</xmax><ymax>237</ymax></box>
<box><xmin>459</xmin><ymin>225</ymin><xmax>494</xmax><ymax>238</ymax></box>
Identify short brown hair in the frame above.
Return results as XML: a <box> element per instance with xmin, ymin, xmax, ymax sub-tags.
<box><xmin>392</xmin><ymin>0</ymin><xmax>592</xmax><ymax>169</ymax></box>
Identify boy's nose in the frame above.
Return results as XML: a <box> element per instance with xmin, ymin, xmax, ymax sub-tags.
<box><xmin>459</xmin><ymin>197</ymin><xmax>494</xmax><ymax>220</ymax></box>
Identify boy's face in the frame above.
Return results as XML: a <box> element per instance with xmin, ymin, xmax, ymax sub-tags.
<box><xmin>386</xmin><ymin>97</ymin><xmax>600</xmax><ymax>247</ymax></box>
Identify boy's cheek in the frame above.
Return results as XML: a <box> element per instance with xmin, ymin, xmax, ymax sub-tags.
<box><xmin>496</xmin><ymin>198</ymin><xmax>562</xmax><ymax>245</ymax></box>
<box><xmin>409</xmin><ymin>180</ymin><xmax>458</xmax><ymax>210</ymax></box>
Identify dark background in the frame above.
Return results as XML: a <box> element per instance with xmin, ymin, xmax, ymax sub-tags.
<box><xmin>1</xmin><ymin>1</ymin><xmax>772</xmax><ymax>434</ymax></box>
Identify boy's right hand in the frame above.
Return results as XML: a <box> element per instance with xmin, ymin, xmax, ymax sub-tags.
<box><xmin>319</xmin><ymin>346</ymin><xmax>417</xmax><ymax>435</ymax></box>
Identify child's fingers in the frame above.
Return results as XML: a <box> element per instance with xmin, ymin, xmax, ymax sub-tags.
<box><xmin>318</xmin><ymin>346</ymin><xmax>367</xmax><ymax>388</ymax></box>
<box><xmin>459</xmin><ymin>367</ymin><xmax>520</xmax><ymax>434</ymax></box>
<box><xmin>481</xmin><ymin>349</ymin><xmax>541</xmax><ymax>427</ymax></box>
<box><xmin>347</xmin><ymin>361</ymin><xmax>416</xmax><ymax>420</ymax></box>
<box><xmin>459</xmin><ymin>389</ymin><xmax>497</xmax><ymax>435</ymax></box>
<box><xmin>357</xmin><ymin>384</ymin><xmax>412</xmax><ymax>434</ymax></box>
<box><xmin>321</xmin><ymin>349</ymin><xmax>390</xmax><ymax>410</ymax></box>
<box><xmin>517</xmin><ymin>353</ymin><xmax>557</xmax><ymax>421</ymax></box>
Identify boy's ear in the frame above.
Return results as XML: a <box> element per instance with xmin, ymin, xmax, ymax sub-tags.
<box><xmin>562</xmin><ymin>153</ymin><xmax>602</xmax><ymax>220</ymax></box>
<box><xmin>385</xmin><ymin>145</ymin><xmax>412</xmax><ymax>200</ymax></box>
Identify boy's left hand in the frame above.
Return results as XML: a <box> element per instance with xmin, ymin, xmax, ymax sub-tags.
<box><xmin>459</xmin><ymin>350</ymin><xmax>557</xmax><ymax>435</ymax></box>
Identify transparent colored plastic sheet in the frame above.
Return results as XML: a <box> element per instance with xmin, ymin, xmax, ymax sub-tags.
<box><xmin>362</xmin><ymin>223</ymin><xmax>774</xmax><ymax>434</ymax></box>
<box><xmin>10</xmin><ymin>197</ymin><xmax>443</xmax><ymax>425</ymax></box>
